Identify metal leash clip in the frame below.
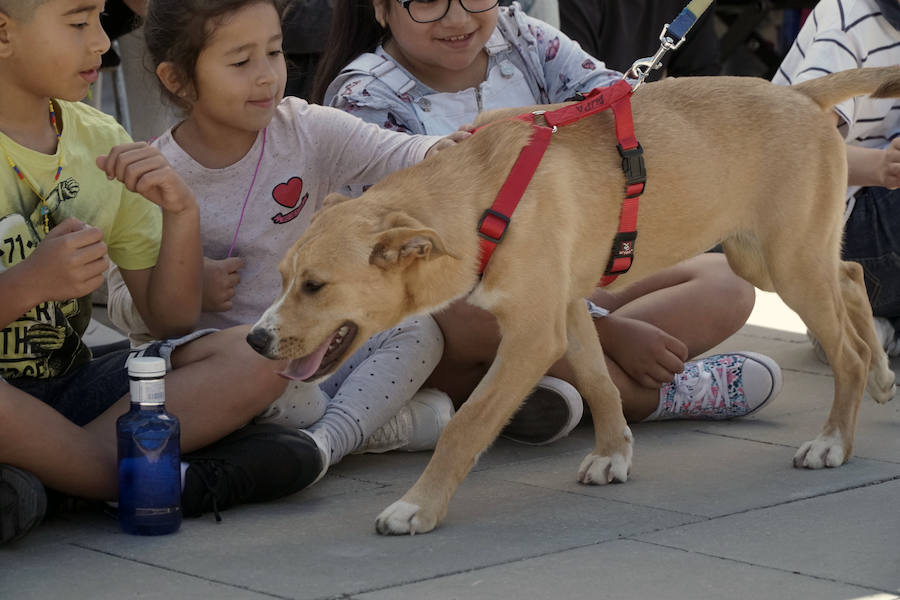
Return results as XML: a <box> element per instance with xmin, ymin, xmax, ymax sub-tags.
<box><xmin>530</xmin><ymin>110</ymin><xmax>558</xmax><ymax>133</ymax></box>
<box><xmin>626</xmin><ymin>23</ymin><xmax>688</xmax><ymax>92</ymax></box>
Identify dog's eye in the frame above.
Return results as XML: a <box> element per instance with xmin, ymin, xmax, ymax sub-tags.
<box><xmin>302</xmin><ymin>280</ymin><xmax>325</xmax><ymax>294</ymax></box>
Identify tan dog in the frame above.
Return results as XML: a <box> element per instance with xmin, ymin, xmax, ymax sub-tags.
<box><xmin>249</xmin><ymin>67</ymin><xmax>899</xmax><ymax>535</ymax></box>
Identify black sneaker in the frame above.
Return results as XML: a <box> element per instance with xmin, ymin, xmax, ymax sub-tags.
<box><xmin>0</xmin><ymin>465</ymin><xmax>47</xmax><ymax>545</ymax></box>
<box><xmin>181</xmin><ymin>423</ymin><xmax>323</xmax><ymax>521</ymax></box>
<box><xmin>501</xmin><ymin>376</ymin><xmax>584</xmax><ymax>445</ymax></box>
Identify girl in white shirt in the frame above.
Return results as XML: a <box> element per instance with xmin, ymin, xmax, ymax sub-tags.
<box><xmin>107</xmin><ymin>0</ymin><xmax>468</xmax><ymax>487</ymax></box>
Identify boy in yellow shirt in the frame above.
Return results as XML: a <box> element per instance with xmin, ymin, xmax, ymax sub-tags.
<box><xmin>0</xmin><ymin>0</ymin><xmax>322</xmax><ymax>545</ymax></box>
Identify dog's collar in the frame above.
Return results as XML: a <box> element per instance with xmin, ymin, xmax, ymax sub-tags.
<box><xmin>476</xmin><ymin>79</ymin><xmax>646</xmax><ymax>286</ymax></box>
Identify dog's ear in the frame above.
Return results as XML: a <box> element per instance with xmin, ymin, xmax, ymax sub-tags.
<box><xmin>370</xmin><ymin>227</ymin><xmax>452</xmax><ymax>269</ymax></box>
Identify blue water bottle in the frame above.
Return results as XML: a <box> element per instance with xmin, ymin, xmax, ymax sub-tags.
<box><xmin>117</xmin><ymin>356</ymin><xmax>182</xmax><ymax>535</ymax></box>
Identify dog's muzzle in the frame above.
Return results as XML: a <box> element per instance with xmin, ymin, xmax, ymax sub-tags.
<box><xmin>246</xmin><ymin>327</ymin><xmax>275</xmax><ymax>357</ymax></box>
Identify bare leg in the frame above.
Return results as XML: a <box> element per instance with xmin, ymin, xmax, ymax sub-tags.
<box><xmin>85</xmin><ymin>326</ymin><xmax>288</xmax><ymax>454</ymax></box>
<box><xmin>2</xmin><ymin>326</ymin><xmax>288</xmax><ymax>500</ymax></box>
<box><xmin>0</xmin><ymin>382</ymin><xmax>117</xmax><ymax>498</ymax></box>
<box><xmin>583</xmin><ymin>253</ymin><xmax>755</xmax><ymax>421</ymax></box>
<box><xmin>427</xmin><ymin>254</ymin><xmax>755</xmax><ymax>422</ymax></box>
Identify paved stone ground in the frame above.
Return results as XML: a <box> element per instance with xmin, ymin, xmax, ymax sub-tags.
<box><xmin>2</xmin><ymin>290</ymin><xmax>899</xmax><ymax>600</ymax></box>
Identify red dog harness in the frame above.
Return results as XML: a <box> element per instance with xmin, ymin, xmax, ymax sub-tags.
<box><xmin>477</xmin><ymin>79</ymin><xmax>646</xmax><ymax>287</ymax></box>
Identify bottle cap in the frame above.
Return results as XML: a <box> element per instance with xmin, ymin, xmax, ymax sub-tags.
<box><xmin>127</xmin><ymin>356</ymin><xmax>166</xmax><ymax>378</ymax></box>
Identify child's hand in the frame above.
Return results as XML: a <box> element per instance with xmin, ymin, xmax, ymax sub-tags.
<box><xmin>879</xmin><ymin>138</ymin><xmax>900</xmax><ymax>190</ymax></box>
<box><xmin>597</xmin><ymin>315</ymin><xmax>688</xmax><ymax>388</ymax></box>
<box><xmin>96</xmin><ymin>143</ymin><xmax>197</xmax><ymax>214</ymax></box>
<box><xmin>425</xmin><ymin>130</ymin><xmax>473</xmax><ymax>158</ymax></box>
<box><xmin>202</xmin><ymin>256</ymin><xmax>244</xmax><ymax>312</ymax></box>
<box><xmin>26</xmin><ymin>217</ymin><xmax>108</xmax><ymax>302</ymax></box>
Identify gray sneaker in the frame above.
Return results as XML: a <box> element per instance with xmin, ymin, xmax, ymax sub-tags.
<box><xmin>501</xmin><ymin>376</ymin><xmax>584</xmax><ymax>445</ymax></box>
<box><xmin>0</xmin><ymin>465</ymin><xmax>47</xmax><ymax>545</ymax></box>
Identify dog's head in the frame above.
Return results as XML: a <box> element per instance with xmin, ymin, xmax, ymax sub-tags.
<box><xmin>247</xmin><ymin>193</ymin><xmax>453</xmax><ymax>382</ymax></box>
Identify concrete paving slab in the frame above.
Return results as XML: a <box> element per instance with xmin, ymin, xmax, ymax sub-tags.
<box><xmin>353</xmin><ymin>538</ymin><xmax>897</xmax><ymax>600</ymax></box>
<box><xmin>636</xmin><ymin>479</ymin><xmax>900</xmax><ymax>594</ymax></box>
<box><xmin>687</xmin><ymin>370</ymin><xmax>900</xmax><ymax>464</ymax></box>
<box><xmin>3</xmin><ymin>288</ymin><xmax>896</xmax><ymax>600</ymax></box>
<box><xmin>0</xmin><ymin>542</ymin><xmax>274</xmax><ymax>600</ymax></box>
<box><xmin>63</xmin><ymin>476</ymin><xmax>698</xmax><ymax>600</ymax></box>
<box><xmin>497</xmin><ymin>425</ymin><xmax>900</xmax><ymax>518</ymax></box>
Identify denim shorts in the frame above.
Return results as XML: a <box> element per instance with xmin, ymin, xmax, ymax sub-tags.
<box><xmin>842</xmin><ymin>186</ymin><xmax>900</xmax><ymax>321</ymax></box>
<box><xmin>4</xmin><ymin>329</ymin><xmax>214</xmax><ymax>427</ymax></box>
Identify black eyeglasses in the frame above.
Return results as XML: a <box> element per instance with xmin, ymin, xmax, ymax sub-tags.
<box><xmin>398</xmin><ymin>0</ymin><xmax>500</xmax><ymax>24</ymax></box>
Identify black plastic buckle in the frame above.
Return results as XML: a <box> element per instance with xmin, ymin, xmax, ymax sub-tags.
<box><xmin>604</xmin><ymin>230</ymin><xmax>638</xmax><ymax>275</ymax></box>
<box><xmin>617</xmin><ymin>143</ymin><xmax>646</xmax><ymax>187</ymax></box>
<box><xmin>478</xmin><ymin>209</ymin><xmax>511</xmax><ymax>244</ymax></box>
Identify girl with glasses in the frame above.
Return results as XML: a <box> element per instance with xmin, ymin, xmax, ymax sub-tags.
<box><xmin>311</xmin><ymin>1</ymin><xmax>782</xmax><ymax>439</ymax></box>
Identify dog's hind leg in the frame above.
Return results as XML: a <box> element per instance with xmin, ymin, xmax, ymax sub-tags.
<box><xmin>561</xmin><ymin>298</ymin><xmax>633</xmax><ymax>484</ymax></box>
<box><xmin>776</xmin><ymin>257</ymin><xmax>877</xmax><ymax>468</ymax></box>
<box><xmin>374</xmin><ymin>297</ymin><xmax>572</xmax><ymax>535</ymax></box>
<box><xmin>838</xmin><ymin>260</ymin><xmax>895</xmax><ymax>405</ymax></box>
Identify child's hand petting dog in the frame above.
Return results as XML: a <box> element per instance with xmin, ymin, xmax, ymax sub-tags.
<box><xmin>425</xmin><ymin>128</ymin><xmax>473</xmax><ymax>158</ymax></box>
<box><xmin>96</xmin><ymin>143</ymin><xmax>198</xmax><ymax>215</ymax></box>
<box><xmin>202</xmin><ymin>256</ymin><xmax>244</xmax><ymax>312</ymax></box>
<box><xmin>597</xmin><ymin>314</ymin><xmax>689</xmax><ymax>388</ymax></box>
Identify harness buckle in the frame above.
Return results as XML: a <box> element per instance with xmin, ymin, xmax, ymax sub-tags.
<box><xmin>478</xmin><ymin>208</ymin><xmax>511</xmax><ymax>244</ymax></box>
<box><xmin>617</xmin><ymin>143</ymin><xmax>646</xmax><ymax>188</ymax></box>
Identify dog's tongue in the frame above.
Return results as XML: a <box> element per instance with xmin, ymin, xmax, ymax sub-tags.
<box><xmin>277</xmin><ymin>334</ymin><xmax>332</xmax><ymax>381</ymax></box>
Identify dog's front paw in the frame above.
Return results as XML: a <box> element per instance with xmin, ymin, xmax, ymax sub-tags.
<box><xmin>577</xmin><ymin>426</ymin><xmax>633</xmax><ymax>484</ymax></box>
<box><xmin>375</xmin><ymin>500</ymin><xmax>439</xmax><ymax>536</ymax></box>
<box><xmin>793</xmin><ymin>433</ymin><xmax>847</xmax><ymax>469</ymax></box>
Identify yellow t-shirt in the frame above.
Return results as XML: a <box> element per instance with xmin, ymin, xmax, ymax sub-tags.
<box><xmin>0</xmin><ymin>100</ymin><xmax>162</xmax><ymax>379</ymax></box>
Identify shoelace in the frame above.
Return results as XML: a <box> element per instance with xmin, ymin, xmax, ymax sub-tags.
<box><xmin>361</xmin><ymin>408</ymin><xmax>411</xmax><ymax>451</ymax></box>
<box><xmin>188</xmin><ymin>461</ymin><xmax>255</xmax><ymax>523</ymax></box>
<box><xmin>671</xmin><ymin>364</ymin><xmax>732</xmax><ymax>416</ymax></box>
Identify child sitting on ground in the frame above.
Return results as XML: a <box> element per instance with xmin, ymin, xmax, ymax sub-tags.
<box><xmin>0</xmin><ymin>0</ymin><xmax>334</xmax><ymax>546</ymax></box>
<box><xmin>104</xmin><ymin>0</ymin><xmax>487</xmax><ymax>488</ymax></box>
<box><xmin>312</xmin><ymin>0</ymin><xmax>784</xmax><ymax>430</ymax></box>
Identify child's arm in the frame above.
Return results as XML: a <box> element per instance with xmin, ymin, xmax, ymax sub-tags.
<box><xmin>846</xmin><ymin>140</ymin><xmax>900</xmax><ymax>189</ymax></box>
<box><xmin>96</xmin><ymin>143</ymin><xmax>203</xmax><ymax>339</ymax></box>
<box><xmin>0</xmin><ymin>219</ymin><xmax>108</xmax><ymax>330</ymax></box>
<box><xmin>831</xmin><ymin>112</ymin><xmax>900</xmax><ymax>189</ymax></box>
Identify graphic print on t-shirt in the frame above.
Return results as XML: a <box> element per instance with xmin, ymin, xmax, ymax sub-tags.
<box><xmin>271</xmin><ymin>176</ymin><xmax>309</xmax><ymax>225</ymax></box>
<box><xmin>0</xmin><ymin>180</ymin><xmax>92</xmax><ymax>380</ymax></box>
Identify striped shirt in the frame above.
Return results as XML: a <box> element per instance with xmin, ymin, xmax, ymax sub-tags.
<box><xmin>772</xmin><ymin>0</ymin><xmax>900</xmax><ymax>206</ymax></box>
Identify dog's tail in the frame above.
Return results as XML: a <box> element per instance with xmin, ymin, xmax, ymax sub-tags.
<box><xmin>791</xmin><ymin>66</ymin><xmax>900</xmax><ymax>111</ymax></box>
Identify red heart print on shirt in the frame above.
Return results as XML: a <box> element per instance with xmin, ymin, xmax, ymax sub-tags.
<box><xmin>272</xmin><ymin>176</ymin><xmax>308</xmax><ymax>224</ymax></box>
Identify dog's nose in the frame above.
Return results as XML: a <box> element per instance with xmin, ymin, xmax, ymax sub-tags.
<box><xmin>246</xmin><ymin>328</ymin><xmax>273</xmax><ymax>355</ymax></box>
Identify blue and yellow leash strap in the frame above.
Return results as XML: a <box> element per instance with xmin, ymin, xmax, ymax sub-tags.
<box><xmin>626</xmin><ymin>0</ymin><xmax>715</xmax><ymax>90</ymax></box>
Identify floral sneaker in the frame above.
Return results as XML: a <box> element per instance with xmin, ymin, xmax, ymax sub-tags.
<box><xmin>644</xmin><ymin>352</ymin><xmax>783</xmax><ymax>421</ymax></box>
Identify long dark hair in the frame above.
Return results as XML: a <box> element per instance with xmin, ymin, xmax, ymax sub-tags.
<box><xmin>144</xmin><ymin>0</ymin><xmax>279</xmax><ymax>110</ymax></box>
<box><xmin>310</xmin><ymin>0</ymin><xmax>389</xmax><ymax>104</ymax></box>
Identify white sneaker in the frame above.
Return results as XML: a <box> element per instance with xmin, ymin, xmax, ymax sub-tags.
<box><xmin>807</xmin><ymin>316</ymin><xmax>900</xmax><ymax>365</ymax></box>
<box><xmin>354</xmin><ymin>388</ymin><xmax>455</xmax><ymax>454</ymax></box>
<box><xmin>501</xmin><ymin>376</ymin><xmax>584</xmax><ymax>445</ymax></box>
<box><xmin>645</xmin><ymin>352</ymin><xmax>782</xmax><ymax>421</ymax></box>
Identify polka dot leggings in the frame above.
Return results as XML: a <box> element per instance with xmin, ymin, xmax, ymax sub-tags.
<box><xmin>257</xmin><ymin>314</ymin><xmax>444</xmax><ymax>465</ymax></box>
